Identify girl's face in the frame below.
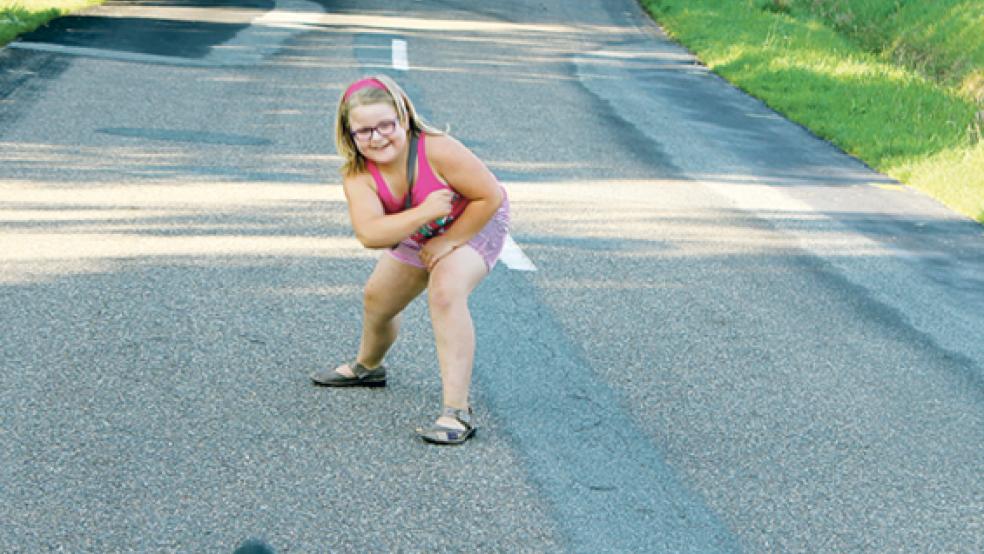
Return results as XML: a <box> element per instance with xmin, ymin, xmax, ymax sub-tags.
<box><xmin>348</xmin><ymin>102</ymin><xmax>407</xmax><ymax>166</ymax></box>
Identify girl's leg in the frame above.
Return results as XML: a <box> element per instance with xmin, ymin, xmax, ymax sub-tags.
<box><xmin>426</xmin><ymin>246</ymin><xmax>491</xmax><ymax>427</ymax></box>
<box><xmin>334</xmin><ymin>254</ymin><xmax>428</xmax><ymax>377</ymax></box>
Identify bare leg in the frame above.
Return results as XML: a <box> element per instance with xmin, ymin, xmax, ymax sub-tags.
<box><xmin>334</xmin><ymin>254</ymin><xmax>428</xmax><ymax>377</ymax></box>
<box><xmin>426</xmin><ymin>246</ymin><xmax>490</xmax><ymax>428</ymax></box>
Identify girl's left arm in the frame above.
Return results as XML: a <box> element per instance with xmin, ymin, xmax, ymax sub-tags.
<box><xmin>420</xmin><ymin>134</ymin><xmax>503</xmax><ymax>269</ymax></box>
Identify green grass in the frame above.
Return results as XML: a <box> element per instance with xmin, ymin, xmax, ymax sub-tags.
<box><xmin>642</xmin><ymin>0</ymin><xmax>984</xmax><ymax>223</ymax></box>
<box><xmin>778</xmin><ymin>0</ymin><xmax>984</xmax><ymax>98</ymax></box>
<box><xmin>1</xmin><ymin>0</ymin><xmax>101</xmax><ymax>47</ymax></box>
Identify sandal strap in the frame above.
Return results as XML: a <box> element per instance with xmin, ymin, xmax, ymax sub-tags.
<box><xmin>350</xmin><ymin>361</ymin><xmax>375</xmax><ymax>378</ymax></box>
<box><xmin>441</xmin><ymin>406</ymin><xmax>473</xmax><ymax>428</ymax></box>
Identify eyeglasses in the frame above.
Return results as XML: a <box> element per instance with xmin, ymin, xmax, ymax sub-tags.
<box><xmin>350</xmin><ymin>119</ymin><xmax>398</xmax><ymax>142</ymax></box>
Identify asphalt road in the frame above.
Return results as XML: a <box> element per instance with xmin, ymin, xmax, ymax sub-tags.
<box><xmin>2</xmin><ymin>0</ymin><xmax>983</xmax><ymax>552</ymax></box>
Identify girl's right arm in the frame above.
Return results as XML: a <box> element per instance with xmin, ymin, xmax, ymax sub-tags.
<box><xmin>343</xmin><ymin>174</ymin><xmax>454</xmax><ymax>249</ymax></box>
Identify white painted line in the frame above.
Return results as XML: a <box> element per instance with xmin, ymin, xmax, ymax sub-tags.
<box><xmin>499</xmin><ymin>234</ymin><xmax>537</xmax><ymax>271</ymax></box>
<box><xmin>391</xmin><ymin>39</ymin><xmax>409</xmax><ymax>71</ymax></box>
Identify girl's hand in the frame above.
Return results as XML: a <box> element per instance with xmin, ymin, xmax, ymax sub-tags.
<box><xmin>417</xmin><ymin>189</ymin><xmax>455</xmax><ymax>221</ymax></box>
<box><xmin>420</xmin><ymin>237</ymin><xmax>457</xmax><ymax>271</ymax></box>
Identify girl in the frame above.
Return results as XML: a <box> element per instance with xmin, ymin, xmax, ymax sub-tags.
<box><xmin>312</xmin><ymin>75</ymin><xmax>510</xmax><ymax>445</ymax></box>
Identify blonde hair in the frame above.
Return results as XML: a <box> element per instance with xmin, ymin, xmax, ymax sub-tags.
<box><xmin>334</xmin><ymin>75</ymin><xmax>444</xmax><ymax>177</ymax></box>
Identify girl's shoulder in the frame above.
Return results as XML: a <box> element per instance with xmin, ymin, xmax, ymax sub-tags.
<box><xmin>422</xmin><ymin>132</ymin><xmax>470</xmax><ymax>165</ymax></box>
<box><xmin>342</xmin><ymin>170</ymin><xmax>377</xmax><ymax>193</ymax></box>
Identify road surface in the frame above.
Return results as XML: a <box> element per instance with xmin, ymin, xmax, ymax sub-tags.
<box><xmin>2</xmin><ymin>0</ymin><xmax>983</xmax><ymax>551</ymax></box>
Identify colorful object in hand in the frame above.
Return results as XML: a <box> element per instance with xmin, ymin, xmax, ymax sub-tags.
<box><xmin>409</xmin><ymin>193</ymin><xmax>468</xmax><ymax>244</ymax></box>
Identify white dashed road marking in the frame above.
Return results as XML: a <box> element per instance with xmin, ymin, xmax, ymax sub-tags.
<box><xmin>498</xmin><ymin>234</ymin><xmax>537</xmax><ymax>271</ymax></box>
<box><xmin>391</xmin><ymin>39</ymin><xmax>409</xmax><ymax>71</ymax></box>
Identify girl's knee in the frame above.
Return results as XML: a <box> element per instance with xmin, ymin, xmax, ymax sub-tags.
<box><xmin>363</xmin><ymin>281</ymin><xmax>383</xmax><ymax>309</ymax></box>
<box><xmin>363</xmin><ymin>281</ymin><xmax>398</xmax><ymax>317</ymax></box>
<box><xmin>427</xmin><ymin>279</ymin><xmax>466</xmax><ymax>313</ymax></box>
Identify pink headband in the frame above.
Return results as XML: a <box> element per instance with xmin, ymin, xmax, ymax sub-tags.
<box><xmin>343</xmin><ymin>78</ymin><xmax>386</xmax><ymax>100</ymax></box>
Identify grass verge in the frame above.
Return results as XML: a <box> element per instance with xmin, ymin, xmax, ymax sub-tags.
<box><xmin>641</xmin><ymin>0</ymin><xmax>984</xmax><ymax>223</ymax></box>
<box><xmin>1</xmin><ymin>0</ymin><xmax>101</xmax><ymax>47</ymax></box>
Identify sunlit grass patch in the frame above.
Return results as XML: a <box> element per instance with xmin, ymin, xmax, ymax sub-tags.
<box><xmin>901</xmin><ymin>143</ymin><xmax>984</xmax><ymax>223</ymax></box>
<box><xmin>1</xmin><ymin>0</ymin><xmax>101</xmax><ymax>47</ymax></box>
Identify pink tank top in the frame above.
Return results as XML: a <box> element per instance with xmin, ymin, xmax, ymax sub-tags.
<box><xmin>366</xmin><ymin>133</ymin><xmax>469</xmax><ymax>243</ymax></box>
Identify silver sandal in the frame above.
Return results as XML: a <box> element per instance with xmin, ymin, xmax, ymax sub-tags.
<box><xmin>416</xmin><ymin>406</ymin><xmax>476</xmax><ymax>445</ymax></box>
<box><xmin>310</xmin><ymin>361</ymin><xmax>386</xmax><ymax>387</ymax></box>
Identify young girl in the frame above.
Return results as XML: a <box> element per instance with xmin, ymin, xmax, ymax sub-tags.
<box><xmin>312</xmin><ymin>75</ymin><xmax>510</xmax><ymax>445</ymax></box>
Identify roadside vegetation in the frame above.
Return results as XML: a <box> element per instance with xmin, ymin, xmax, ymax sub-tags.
<box><xmin>641</xmin><ymin>0</ymin><xmax>984</xmax><ymax>224</ymax></box>
<box><xmin>1</xmin><ymin>0</ymin><xmax>101</xmax><ymax>47</ymax></box>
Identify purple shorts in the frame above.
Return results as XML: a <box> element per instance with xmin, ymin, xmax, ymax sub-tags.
<box><xmin>388</xmin><ymin>194</ymin><xmax>510</xmax><ymax>272</ymax></box>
